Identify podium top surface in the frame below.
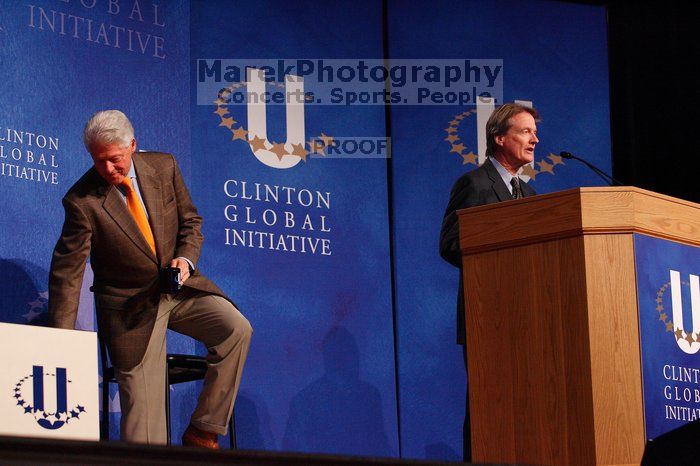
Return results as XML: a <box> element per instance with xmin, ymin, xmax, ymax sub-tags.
<box><xmin>457</xmin><ymin>186</ymin><xmax>700</xmax><ymax>254</ymax></box>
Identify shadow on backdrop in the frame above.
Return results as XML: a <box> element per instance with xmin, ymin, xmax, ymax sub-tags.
<box><xmin>234</xmin><ymin>390</ymin><xmax>274</xmax><ymax>450</ymax></box>
<box><xmin>0</xmin><ymin>259</ymin><xmax>48</xmax><ymax>326</ymax></box>
<box><xmin>283</xmin><ymin>326</ymin><xmax>392</xmax><ymax>457</ymax></box>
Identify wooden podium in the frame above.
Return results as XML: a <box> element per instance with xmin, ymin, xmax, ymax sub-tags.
<box><xmin>457</xmin><ymin>187</ymin><xmax>700</xmax><ymax>466</ymax></box>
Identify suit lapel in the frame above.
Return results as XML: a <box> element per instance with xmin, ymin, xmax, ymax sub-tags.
<box><xmin>132</xmin><ymin>154</ymin><xmax>164</xmax><ymax>263</ymax></box>
<box><xmin>483</xmin><ymin>158</ymin><xmax>512</xmax><ymax>202</ymax></box>
<box><xmin>100</xmin><ymin>155</ymin><xmax>158</xmax><ymax>265</ymax></box>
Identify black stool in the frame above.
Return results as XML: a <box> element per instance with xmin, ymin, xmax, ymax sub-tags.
<box><xmin>99</xmin><ymin>337</ymin><xmax>237</xmax><ymax>447</ymax></box>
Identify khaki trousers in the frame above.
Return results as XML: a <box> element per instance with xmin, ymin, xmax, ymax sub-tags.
<box><xmin>114</xmin><ymin>288</ymin><xmax>252</xmax><ymax>444</ymax></box>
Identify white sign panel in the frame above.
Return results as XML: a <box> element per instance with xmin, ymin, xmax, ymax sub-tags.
<box><xmin>0</xmin><ymin>323</ymin><xmax>99</xmax><ymax>440</ymax></box>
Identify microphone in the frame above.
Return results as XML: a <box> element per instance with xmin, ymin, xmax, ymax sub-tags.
<box><xmin>559</xmin><ymin>151</ymin><xmax>624</xmax><ymax>186</ymax></box>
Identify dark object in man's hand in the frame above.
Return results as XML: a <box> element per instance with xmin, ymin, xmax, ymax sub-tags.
<box><xmin>160</xmin><ymin>266</ymin><xmax>181</xmax><ymax>294</ymax></box>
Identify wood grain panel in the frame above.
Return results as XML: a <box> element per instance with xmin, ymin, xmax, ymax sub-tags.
<box><xmin>583</xmin><ymin>235</ymin><xmax>645</xmax><ymax>465</ymax></box>
<box><xmin>458</xmin><ymin>187</ymin><xmax>700</xmax><ymax>255</ymax></box>
<box><xmin>463</xmin><ymin>237</ymin><xmax>596</xmax><ymax>465</ymax></box>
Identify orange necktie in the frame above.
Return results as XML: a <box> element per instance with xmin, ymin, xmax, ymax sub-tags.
<box><xmin>120</xmin><ymin>177</ymin><xmax>156</xmax><ymax>254</ymax></box>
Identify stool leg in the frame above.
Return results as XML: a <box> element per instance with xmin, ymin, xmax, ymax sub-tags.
<box><xmin>101</xmin><ymin>376</ymin><xmax>110</xmax><ymax>440</ymax></box>
<box><xmin>228</xmin><ymin>408</ymin><xmax>236</xmax><ymax>449</ymax></box>
<box><xmin>165</xmin><ymin>364</ymin><xmax>171</xmax><ymax>446</ymax></box>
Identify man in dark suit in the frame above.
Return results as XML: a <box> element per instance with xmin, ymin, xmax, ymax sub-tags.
<box><xmin>48</xmin><ymin>110</ymin><xmax>252</xmax><ymax>448</ymax></box>
<box><xmin>439</xmin><ymin>103</ymin><xmax>540</xmax><ymax>461</ymax></box>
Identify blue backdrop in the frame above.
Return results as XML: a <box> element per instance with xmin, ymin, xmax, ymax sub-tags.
<box><xmin>0</xmin><ymin>0</ymin><xmax>610</xmax><ymax>460</ymax></box>
<box><xmin>387</xmin><ymin>0</ymin><xmax>610</xmax><ymax>459</ymax></box>
<box><xmin>189</xmin><ymin>0</ymin><xmax>397</xmax><ymax>456</ymax></box>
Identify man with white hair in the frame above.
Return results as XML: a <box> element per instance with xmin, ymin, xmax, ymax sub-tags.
<box><xmin>48</xmin><ymin>110</ymin><xmax>252</xmax><ymax>448</ymax></box>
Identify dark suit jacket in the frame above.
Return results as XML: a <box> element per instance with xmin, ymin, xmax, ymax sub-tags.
<box><xmin>48</xmin><ymin>152</ymin><xmax>229</xmax><ymax>369</ymax></box>
<box><xmin>439</xmin><ymin>158</ymin><xmax>536</xmax><ymax>344</ymax></box>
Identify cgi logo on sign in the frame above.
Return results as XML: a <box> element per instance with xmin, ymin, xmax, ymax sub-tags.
<box><xmin>13</xmin><ymin>365</ymin><xmax>86</xmax><ymax>430</ymax></box>
<box><xmin>656</xmin><ymin>271</ymin><xmax>700</xmax><ymax>355</ymax></box>
<box><xmin>201</xmin><ymin>59</ymin><xmax>508</xmax><ymax>169</ymax></box>
<box><xmin>209</xmin><ymin>67</ymin><xmax>334</xmax><ymax>170</ymax></box>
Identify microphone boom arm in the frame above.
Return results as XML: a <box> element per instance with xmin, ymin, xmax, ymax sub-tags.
<box><xmin>559</xmin><ymin>152</ymin><xmax>624</xmax><ymax>186</ymax></box>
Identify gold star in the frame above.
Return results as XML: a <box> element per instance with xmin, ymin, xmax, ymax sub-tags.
<box><xmin>445</xmin><ymin>134</ymin><xmax>459</xmax><ymax>143</ymax></box>
<box><xmin>520</xmin><ymin>164</ymin><xmax>538</xmax><ymax>180</ymax></box>
<box><xmin>659</xmin><ymin>313</ymin><xmax>667</xmax><ymax>321</ymax></box>
<box><xmin>461</xmin><ymin>152</ymin><xmax>477</xmax><ymax>165</ymax></box>
<box><xmin>219</xmin><ymin>117</ymin><xmax>236</xmax><ymax>129</ymax></box>
<box><xmin>656</xmin><ymin>305</ymin><xmax>663</xmax><ymax>312</ymax></box>
<box><xmin>666</xmin><ymin>322</ymin><xmax>674</xmax><ymax>332</ymax></box>
<box><xmin>455</xmin><ymin>115</ymin><xmax>465</xmax><ymax>121</ymax></box>
<box><xmin>444</xmin><ymin>126</ymin><xmax>457</xmax><ymax>134</ymax></box>
<box><xmin>270</xmin><ymin>142</ymin><xmax>287</xmax><ymax>160</ymax></box>
<box><xmin>213</xmin><ymin>98</ymin><xmax>227</xmax><ymax>105</ymax></box>
<box><xmin>548</xmin><ymin>153</ymin><xmax>564</xmax><ymax>166</ymax></box>
<box><xmin>656</xmin><ymin>297</ymin><xmax>663</xmax><ymax>304</ymax></box>
<box><xmin>675</xmin><ymin>328</ymin><xmax>684</xmax><ymax>340</ymax></box>
<box><xmin>450</xmin><ymin>143</ymin><xmax>466</xmax><ymax>154</ymax></box>
<box><xmin>537</xmin><ymin>159</ymin><xmax>554</xmax><ymax>174</ymax></box>
<box><xmin>685</xmin><ymin>332</ymin><xmax>695</xmax><ymax>344</ymax></box>
<box><xmin>248</xmin><ymin>135</ymin><xmax>267</xmax><ymax>152</ymax></box>
<box><xmin>231</xmin><ymin>127</ymin><xmax>248</xmax><ymax>141</ymax></box>
<box><xmin>291</xmin><ymin>143</ymin><xmax>309</xmax><ymax>162</ymax></box>
<box><xmin>450</xmin><ymin>119</ymin><xmax>459</xmax><ymax>125</ymax></box>
<box><xmin>214</xmin><ymin>106</ymin><xmax>228</xmax><ymax>117</ymax></box>
<box><xmin>319</xmin><ymin>133</ymin><xmax>334</xmax><ymax>147</ymax></box>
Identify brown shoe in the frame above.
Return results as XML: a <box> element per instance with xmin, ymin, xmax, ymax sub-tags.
<box><xmin>182</xmin><ymin>424</ymin><xmax>219</xmax><ymax>449</ymax></box>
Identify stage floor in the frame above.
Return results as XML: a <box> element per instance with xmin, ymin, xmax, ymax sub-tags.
<box><xmin>0</xmin><ymin>436</ymin><xmax>494</xmax><ymax>465</ymax></box>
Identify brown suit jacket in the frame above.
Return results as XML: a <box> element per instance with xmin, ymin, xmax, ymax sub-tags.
<box><xmin>48</xmin><ymin>151</ymin><xmax>229</xmax><ymax>369</ymax></box>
